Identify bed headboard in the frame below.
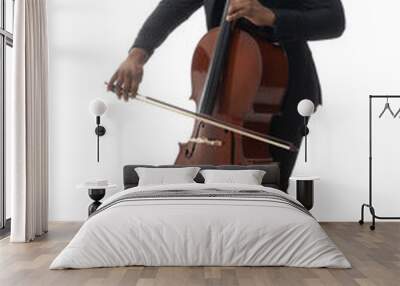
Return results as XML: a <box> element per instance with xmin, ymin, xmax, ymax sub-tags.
<box><xmin>123</xmin><ymin>163</ymin><xmax>281</xmax><ymax>190</ymax></box>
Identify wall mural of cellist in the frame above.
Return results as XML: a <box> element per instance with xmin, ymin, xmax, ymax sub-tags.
<box><xmin>106</xmin><ymin>0</ymin><xmax>345</xmax><ymax>191</ymax></box>
<box><xmin>26</xmin><ymin>0</ymin><xmax>400</xmax><ymax>278</ymax></box>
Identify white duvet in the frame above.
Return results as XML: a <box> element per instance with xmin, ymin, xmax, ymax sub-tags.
<box><xmin>50</xmin><ymin>183</ymin><xmax>350</xmax><ymax>269</ymax></box>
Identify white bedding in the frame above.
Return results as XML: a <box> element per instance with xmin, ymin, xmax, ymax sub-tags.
<box><xmin>50</xmin><ymin>183</ymin><xmax>350</xmax><ymax>269</ymax></box>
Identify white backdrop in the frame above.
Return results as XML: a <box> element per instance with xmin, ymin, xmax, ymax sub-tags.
<box><xmin>47</xmin><ymin>0</ymin><xmax>400</xmax><ymax>221</ymax></box>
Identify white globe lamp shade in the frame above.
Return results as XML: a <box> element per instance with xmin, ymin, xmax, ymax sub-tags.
<box><xmin>297</xmin><ymin>99</ymin><xmax>315</xmax><ymax>117</ymax></box>
<box><xmin>89</xmin><ymin>99</ymin><xmax>107</xmax><ymax>117</ymax></box>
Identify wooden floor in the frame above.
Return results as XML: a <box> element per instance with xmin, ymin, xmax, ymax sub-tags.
<box><xmin>0</xmin><ymin>222</ymin><xmax>399</xmax><ymax>286</ymax></box>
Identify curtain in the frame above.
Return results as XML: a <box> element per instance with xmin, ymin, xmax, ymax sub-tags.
<box><xmin>9</xmin><ymin>0</ymin><xmax>49</xmax><ymax>242</ymax></box>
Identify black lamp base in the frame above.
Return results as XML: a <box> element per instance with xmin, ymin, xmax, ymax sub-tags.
<box><xmin>88</xmin><ymin>189</ymin><xmax>106</xmax><ymax>216</ymax></box>
<box><xmin>296</xmin><ymin>180</ymin><xmax>314</xmax><ymax>210</ymax></box>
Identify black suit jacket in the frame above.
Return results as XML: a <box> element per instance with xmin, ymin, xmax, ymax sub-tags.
<box><xmin>132</xmin><ymin>0</ymin><xmax>345</xmax><ymax>107</ymax></box>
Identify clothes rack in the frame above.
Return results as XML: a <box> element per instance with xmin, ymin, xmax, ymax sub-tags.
<box><xmin>359</xmin><ymin>95</ymin><xmax>400</xmax><ymax>230</ymax></box>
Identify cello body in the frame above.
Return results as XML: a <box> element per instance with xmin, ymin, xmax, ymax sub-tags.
<box><xmin>175</xmin><ymin>18</ymin><xmax>289</xmax><ymax>165</ymax></box>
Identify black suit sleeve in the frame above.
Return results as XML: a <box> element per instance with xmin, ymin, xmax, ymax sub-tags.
<box><xmin>271</xmin><ymin>0</ymin><xmax>345</xmax><ymax>42</ymax></box>
<box><xmin>131</xmin><ymin>0</ymin><xmax>204</xmax><ymax>55</ymax></box>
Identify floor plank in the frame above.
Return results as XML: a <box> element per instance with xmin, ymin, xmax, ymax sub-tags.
<box><xmin>0</xmin><ymin>222</ymin><xmax>399</xmax><ymax>286</ymax></box>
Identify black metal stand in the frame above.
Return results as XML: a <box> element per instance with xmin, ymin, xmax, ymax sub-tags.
<box><xmin>301</xmin><ymin>118</ymin><xmax>310</xmax><ymax>163</ymax></box>
<box><xmin>304</xmin><ymin>117</ymin><xmax>308</xmax><ymax>163</ymax></box>
<box><xmin>88</xmin><ymin>189</ymin><xmax>105</xmax><ymax>216</ymax></box>
<box><xmin>94</xmin><ymin>116</ymin><xmax>106</xmax><ymax>163</ymax></box>
<box><xmin>359</xmin><ymin>95</ymin><xmax>400</xmax><ymax>231</ymax></box>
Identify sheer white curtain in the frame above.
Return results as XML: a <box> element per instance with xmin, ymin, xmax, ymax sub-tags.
<box><xmin>9</xmin><ymin>0</ymin><xmax>49</xmax><ymax>242</ymax></box>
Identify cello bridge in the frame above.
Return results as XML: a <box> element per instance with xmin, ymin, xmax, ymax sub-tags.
<box><xmin>188</xmin><ymin>137</ymin><xmax>223</xmax><ymax>147</ymax></box>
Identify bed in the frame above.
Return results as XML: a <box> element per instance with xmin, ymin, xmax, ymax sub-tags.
<box><xmin>50</xmin><ymin>164</ymin><xmax>350</xmax><ymax>269</ymax></box>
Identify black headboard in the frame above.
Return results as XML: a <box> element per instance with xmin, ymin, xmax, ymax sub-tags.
<box><xmin>123</xmin><ymin>163</ymin><xmax>281</xmax><ymax>190</ymax></box>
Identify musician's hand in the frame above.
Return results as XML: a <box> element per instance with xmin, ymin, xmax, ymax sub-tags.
<box><xmin>227</xmin><ymin>0</ymin><xmax>276</xmax><ymax>27</ymax></box>
<box><xmin>107</xmin><ymin>48</ymin><xmax>149</xmax><ymax>102</ymax></box>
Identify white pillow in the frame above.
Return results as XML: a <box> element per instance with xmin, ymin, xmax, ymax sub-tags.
<box><xmin>135</xmin><ymin>167</ymin><xmax>200</xmax><ymax>186</ymax></box>
<box><xmin>200</xmin><ymin>169</ymin><xmax>266</xmax><ymax>185</ymax></box>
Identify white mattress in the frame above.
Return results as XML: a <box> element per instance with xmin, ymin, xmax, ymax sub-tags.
<box><xmin>50</xmin><ymin>183</ymin><xmax>350</xmax><ymax>269</ymax></box>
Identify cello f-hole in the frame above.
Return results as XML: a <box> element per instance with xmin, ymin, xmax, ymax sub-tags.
<box><xmin>185</xmin><ymin>123</ymin><xmax>202</xmax><ymax>159</ymax></box>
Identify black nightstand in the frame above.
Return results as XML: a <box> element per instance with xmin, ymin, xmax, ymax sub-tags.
<box><xmin>290</xmin><ymin>176</ymin><xmax>320</xmax><ymax>211</ymax></box>
<box><xmin>77</xmin><ymin>184</ymin><xmax>116</xmax><ymax>216</ymax></box>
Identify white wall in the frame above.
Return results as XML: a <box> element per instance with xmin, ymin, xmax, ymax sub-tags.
<box><xmin>48</xmin><ymin>0</ymin><xmax>400</xmax><ymax>221</ymax></box>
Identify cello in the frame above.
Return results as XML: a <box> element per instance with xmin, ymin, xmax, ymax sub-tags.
<box><xmin>107</xmin><ymin>0</ymin><xmax>292</xmax><ymax>164</ymax></box>
<box><xmin>175</xmin><ymin>0</ymin><xmax>289</xmax><ymax>165</ymax></box>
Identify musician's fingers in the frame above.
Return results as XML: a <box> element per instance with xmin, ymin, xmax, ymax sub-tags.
<box><xmin>130</xmin><ymin>81</ymin><xmax>139</xmax><ymax>98</ymax></box>
<box><xmin>124</xmin><ymin>79</ymin><xmax>133</xmax><ymax>100</ymax></box>
<box><xmin>228</xmin><ymin>1</ymin><xmax>246</xmax><ymax>16</ymax></box>
<box><xmin>128</xmin><ymin>68</ymin><xmax>142</xmax><ymax>98</ymax></box>
<box><xmin>227</xmin><ymin>9</ymin><xmax>247</xmax><ymax>22</ymax></box>
<box><xmin>107</xmin><ymin>72</ymin><xmax>118</xmax><ymax>91</ymax></box>
<box><xmin>115</xmin><ymin>76</ymin><xmax>124</xmax><ymax>99</ymax></box>
<box><xmin>122</xmin><ymin>74</ymin><xmax>131</xmax><ymax>102</ymax></box>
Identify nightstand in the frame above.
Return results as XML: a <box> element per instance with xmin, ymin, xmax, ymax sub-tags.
<box><xmin>289</xmin><ymin>176</ymin><xmax>320</xmax><ymax>211</ymax></box>
<box><xmin>77</xmin><ymin>183</ymin><xmax>117</xmax><ymax>216</ymax></box>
